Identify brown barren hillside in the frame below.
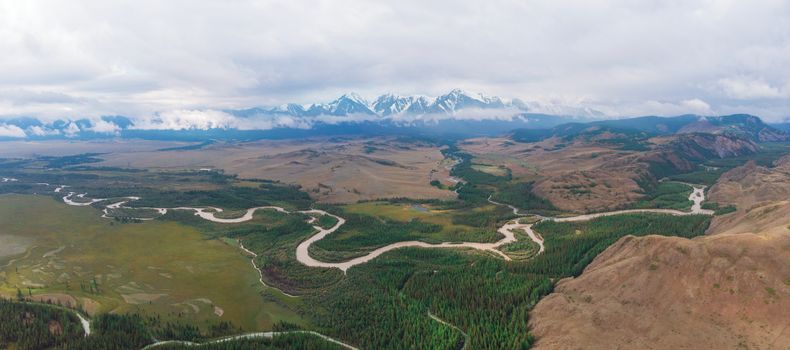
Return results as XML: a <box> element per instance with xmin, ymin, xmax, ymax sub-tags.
<box><xmin>461</xmin><ymin>133</ymin><xmax>757</xmax><ymax>213</ymax></box>
<box><xmin>708</xmin><ymin>157</ymin><xmax>790</xmax><ymax>209</ymax></box>
<box><xmin>530</xmin><ymin>232</ymin><xmax>790</xmax><ymax>350</ymax></box>
<box><xmin>460</xmin><ymin>136</ymin><xmax>648</xmax><ymax>212</ymax></box>
<box><xmin>530</xmin><ymin>154</ymin><xmax>790</xmax><ymax>350</ymax></box>
<box><xmin>707</xmin><ymin>155</ymin><xmax>790</xmax><ymax>236</ymax></box>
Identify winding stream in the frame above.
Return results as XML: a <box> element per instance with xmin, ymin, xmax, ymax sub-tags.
<box><xmin>140</xmin><ymin>330</ymin><xmax>359</xmax><ymax>350</ymax></box>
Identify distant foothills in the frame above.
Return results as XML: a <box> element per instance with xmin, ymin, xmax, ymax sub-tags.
<box><xmin>0</xmin><ymin>89</ymin><xmax>789</xmax><ymax>141</ymax></box>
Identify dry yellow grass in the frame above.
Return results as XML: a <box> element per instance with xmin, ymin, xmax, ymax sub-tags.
<box><xmin>97</xmin><ymin>137</ymin><xmax>456</xmax><ymax>203</ymax></box>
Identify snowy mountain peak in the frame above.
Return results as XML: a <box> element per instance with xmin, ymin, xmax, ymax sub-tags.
<box><xmin>338</xmin><ymin>92</ymin><xmax>368</xmax><ymax>105</ymax></box>
<box><xmin>430</xmin><ymin>89</ymin><xmax>504</xmax><ymax>113</ymax></box>
<box><xmin>303</xmin><ymin>93</ymin><xmax>375</xmax><ymax>116</ymax></box>
<box><xmin>372</xmin><ymin>94</ymin><xmax>413</xmax><ymax>116</ymax></box>
<box><xmin>271</xmin><ymin>103</ymin><xmax>306</xmax><ymax>115</ymax></box>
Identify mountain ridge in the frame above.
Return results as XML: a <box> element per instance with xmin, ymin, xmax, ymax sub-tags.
<box><xmin>0</xmin><ymin>90</ymin><xmax>786</xmax><ymax>142</ymax></box>
<box><xmin>230</xmin><ymin>89</ymin><xmax>527</xmax><ymax>118</ymax></box>
<box><xmin>511</xmin><ymin>114</ymin><xmax>789</xmax><ymax>143</ymax></box>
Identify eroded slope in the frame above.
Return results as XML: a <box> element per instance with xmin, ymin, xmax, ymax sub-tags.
<box><xmin>530</xmin><ymin>232</ymin><xmax>790</xmax><ymax>350</ymax></box>
<box><xmin>529</xmin><ymin>154</ymin><xmax>790</xmax><ymax>350</ymax></box>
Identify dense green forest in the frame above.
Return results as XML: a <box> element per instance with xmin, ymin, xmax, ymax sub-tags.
<box><xmin>0</xmin><ymin>299</ymin><xmax>84</xmax><ymax>350</ymax></box>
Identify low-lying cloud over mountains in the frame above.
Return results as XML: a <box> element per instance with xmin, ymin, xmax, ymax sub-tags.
<box><xmin>1</xmin><ymin>89</ymin><xmax>787</xmax><ymax>142</ymax></box>
<box><xmin>0</xmin><ymin>90</ymin><xmax>604</xmax><ymax>138</ymax></box>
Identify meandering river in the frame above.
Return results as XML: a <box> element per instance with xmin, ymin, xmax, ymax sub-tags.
<box><xmin>47</xmin><ymin>182</ymin><xmax>712</xmax><ymax>273</ymax></box>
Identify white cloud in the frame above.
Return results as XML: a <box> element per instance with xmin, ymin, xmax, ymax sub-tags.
<box><xmin>681</xmin><ymin>98</ymin><xmax>712</xmax><ymax>114</ymax></box>
<box><xmin>133</xmin><ymin>109</ymin><xmax>309</xmax><ymax>131</ymax></box>
<box><xmin>0</xmin><ymin>124</ymin><xmax>27</xmax><ymax>138</ymax></box>
<box><xmin>134</xmin><ymin>110</ymin><xmax>238</xmax><ymax>130</ymax></box>
<box><xmin>715</xmin><ymin>77</ymin><xmax>786</xmax><ymax>99</ymax></box>
<box><xmin>87</xmin><ymin>119</ymin><xmax>121</xmax><ymax>134</ymax></box>
<box><xmin>591</xmin><ymin>98</ymin><xmax>715</xmax><ymax>118</ymax></box>
<box><xmin>26</xmin><ymin>125</ymin><xmax>60</xmax><ymax>136</ymax></box>
<box><xmin>0</xmin><ymin>0</ymin><xmax>788</xmax><ymax>121</ymax></box>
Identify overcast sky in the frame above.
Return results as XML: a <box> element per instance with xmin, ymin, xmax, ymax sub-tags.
<box><xmin>1</xmin><ymin>0</ymin><xmax>789</xmax><ymax>122</ymax></box>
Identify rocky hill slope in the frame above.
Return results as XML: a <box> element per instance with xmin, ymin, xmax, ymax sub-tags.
<box><xmin>530</xmin><ymin>133</ymin><xmax>758</xmax><ymax>212</ymax></box>
<box><xmin>529</xmin><ymin>232</ymin><xmax>790</xmax><ymax>349</ymax></box>
<box><xmin>529</xmin><ymin>156</ymin><xmax>790</xmax><ymax>349</ymax></box>
<box><xmin>706</xmin><ymin>155</ymin><xmax>790</xmax><ymax>236</ymax></box>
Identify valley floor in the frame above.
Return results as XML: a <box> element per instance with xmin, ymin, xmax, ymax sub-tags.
<box><xmin>2</xmin><ymin>139</ymin><xmax>786</xmax><ymax>349</ymax></box>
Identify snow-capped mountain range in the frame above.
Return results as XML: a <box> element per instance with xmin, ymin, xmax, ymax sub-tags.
<box><xmin>0</xmin><ymin>90</ymin><xmax>605</xmax><ymax>139</ymax></box>
<box><xmin>230</xmin><ymin>89</ymin><xmax>538</xmax><ymax>118</ymax></box>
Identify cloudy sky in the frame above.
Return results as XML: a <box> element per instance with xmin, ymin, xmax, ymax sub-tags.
<box><xmin>1</xmin><ymin>0</ymin><xmax>789</xmax><ymax>123</ymax></box>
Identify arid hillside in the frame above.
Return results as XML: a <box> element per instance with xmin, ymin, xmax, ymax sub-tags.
<box><xmin>529</xmin><ymin>155</ymin><xmax>790</xmax><ymax>349</ymax></box>
<box><xmin>707</xmin><ymin>155</ymin><xmax>790</xmax><ymax>236</ymax></box>
<box><xmin>462</xmin><ymin>133</ymin><xmax>757</xmax><ymax>212</ymax></box>
<box><xmin>530</xmin><ymin>232</ymin><xmax>790</xmax><ymax>350</ymax></box>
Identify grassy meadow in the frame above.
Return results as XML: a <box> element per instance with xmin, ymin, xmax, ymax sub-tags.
<box><xmin>0</xmin><ymin>194</ymin><xmax>306</xmax><ymax>332</ymax></box>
